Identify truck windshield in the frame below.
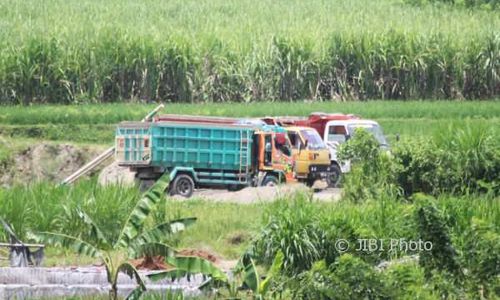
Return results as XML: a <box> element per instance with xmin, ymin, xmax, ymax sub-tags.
<box><xmin>300</xmin><ymin>129</ymin><xmax>326</xmax><ymax>150</ymax></box>
<box><xmin>347</xmin><ymin>124</ymin><xmax>388</xmax><ymax>146</ymax></box>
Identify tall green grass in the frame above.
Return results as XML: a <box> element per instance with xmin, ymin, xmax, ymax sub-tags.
<box><xmin>0</xmin><ymin>0</ymin><xmax>498</xmax><ymax>103</ymax></box>
<box><xmin>0</xmin><ymin>179</ymin><xmax>140</xmax><ymax>241</ymax></box>
<box><xmin>1</xmin><ymin>101</ymin><xmax>500</xmax><ymax>125</ymax></box>
<box><xmin>1</xmin><ymin>102</ymin><xmax>498</xmax><ymax>144</ymax></box>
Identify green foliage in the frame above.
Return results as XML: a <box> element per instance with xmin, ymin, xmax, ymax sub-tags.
<box><xmin>294</xmin><ymin>255</ymin><xmax>391</xmax><ymax>300</ymax></box>
<box><xmin>252</xmin><ymin>194</ymin><xmax>326</xmax><ymax>274</ymax></box>
<box><xmin>393</xmin><ymin>124</ymin><xmax>500</xmax><ymax>195</ymax></box>
<box><xmin>338</xmin><ymin>128</ymin><xmax>399</xmax><ymax>202</ymax></box>
<box><xmin>462</xmin><ymin>218</ymin><xmax>500</xmax><ymax>298</ymax></box>
<box><xmin>116</xmin><ymin>174</ymin><xmax>170</xmax><ymax>248</ymax></box>
<box><xmin>148</xmin><ymin>255</ymin><xmax>227</xmax><ymax>282</ymax></box>
<box><xmin>0</xmin><ymin>0</ymin><xmax>498</xmax><ymax>103</ymax></box>
<box><xmin>414</xmin><ymin>195</ymin><xmax>463</xmax><ymax>279</ymax></box>
<box><xmin>0</xmin><ymin>179</ymin><xmax>140</xmax><ymax>242</ymax></box>
<box><xmin>29</xmin><ymin>174</ymin><xmax>197</xmax><ymax>300</ymax></box>
<box><xmin>405</xmin><ymin>0</ymin><xmax>499</xmax><ymax>10</ymax></box>
<box><xmin>383</xmin><ymin>263</ymin><xmax>438</xmax><ymax>299</ymax></box>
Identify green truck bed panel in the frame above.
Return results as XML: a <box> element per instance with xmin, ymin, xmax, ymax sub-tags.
<box><xmin>116</xmin><ymin>122</ymin><xmax>254</xmax><ymax>171</ymax></box>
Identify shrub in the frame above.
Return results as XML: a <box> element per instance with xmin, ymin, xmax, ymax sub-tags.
<box><xmin>251</xmin><ymin>193</ymin><xmax>326</xmax><ymax>274</ymax></box>
<box><xmin>462</xmin><ymin>218</ymin><xmax>500</xmax><ymax>298</ymax></box>
<box><xmin>384</xmin><ymin>263</ymin><xmax>438</xmax><ymax>299</ymax></box>
<box><xmin>338</xmin><ymin>128</ymin><xmax>399</xmax><ymax>202</ymax></box>
<box><xmin>393</xmin><ymin>124</ymin><xmax>500</xmax><ymax>196</ymax></box>
<box><xmin>294</xmin><ymin>255</ymin><xmax>392</xmax><ymax>300</ymax></box>
<box><xmin>414</xmin><ymin>195</ymin><xmax>463</xmax><ymax>279</ymax></box>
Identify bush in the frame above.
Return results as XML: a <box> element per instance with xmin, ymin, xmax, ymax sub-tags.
<box><xmin>384</xmin><ymin>263</ymin><xmax>438</xmax><ymax>299</ymax></box>
<box><xmin>338</xmin><ymin>128</ymin><xmax>399</xmax><ymax>202</ymax></box>
<box><xmin>414</xmin><ymin>195</ymin><xmax>463</xmax><ymax>279</ymax></box>
<box><xmin>294</xmin><ymin>255</ymin><xmax>392</xmax><ymax>300</ymax></box>
<box><xmin>462</xmin><ymin>218</ymin><xmax>500</xmax><ymax>298</ymax></box>
<box><xmin>393</xmin><ymin>125</ymin><xmax>500</xmax><ymax>196</ymax></box>
<box><xmin>251</xmin><ymin>193</ymin><xmax>326</xmax><ymax>274</ymax></box>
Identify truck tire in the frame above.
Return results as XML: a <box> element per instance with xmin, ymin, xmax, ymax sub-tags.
<box><xmin>305</xmin><ymin>178</ymin><xmax>316</xmax><ymax>187</ymax></box>
<box><xmin>327</xmin><ymin>164</ymin><xmax>342</xmax><ymax>188</ymax></box>
<box><xmin>172</xmin><ymin>174</ymin><xmax>195</xmax><ymax>198</ymax></box>
<box><xmin>261</xmin><ymin>175</ymin><xmax>279</xmax><ymax>187</ymax></box>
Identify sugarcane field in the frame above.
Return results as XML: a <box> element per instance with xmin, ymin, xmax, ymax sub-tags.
<box><xmin>0</xmin><ymin>0</ymin><xmax>499</xmax><ymax>299</ymax></box>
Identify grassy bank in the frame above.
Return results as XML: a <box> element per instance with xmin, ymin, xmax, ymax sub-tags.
<box><xmin>1</xmin><ymin>101</ymin><xmax>498</xmax><ymax>144</ymax></box>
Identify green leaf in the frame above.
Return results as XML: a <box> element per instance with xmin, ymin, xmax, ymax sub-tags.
<box><xmin>237</xmin><ymin>254</ymin><xmax>259</xmax><ymax>293</ymax></box>
<box><xmin>116</xmin><ymin>173</ymin><xmax>170</xmax><ymax>249</ymax></box>
<box><xmin>147</xmin><ymin>268</ymin><xmax>190</xmax><ymax>282</ymax></box>
<box><xmin>31</xmin><ymin>232</ymin><xmax>101</xmax><ymax>258</ymax></box>
<box><xmin>131</xmin><ymin>217</ymin><xmax>197</xmax><ymax>246</ymax></box>
<box><xmin>126</xmin><ymin>287</ymin><xmax>144</xmax><ymax>300</ymax></box>
<box><xmin>259</xmin><ymin>251</ymin><xmax>284</xmax><ymax>294</ymax></box>
<box><xmin>116</xmin><ymin>262</ymin><xmax>146</xmax><ymax>291</ymax></box>
<box><xmin>149</xmin><ymin>256</ymin><xmax>227</xmax><ymax>282</ymax></box>
<box><xmin>75</xmin><ymin>208</ymin><xmax>111</xmax><ymax>250</ymax></box>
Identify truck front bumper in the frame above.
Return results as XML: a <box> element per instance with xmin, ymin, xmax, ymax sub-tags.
<box><xmin>308</xmin><ymin>164</ymin><xmax>332</xmax><ymax>179</ymax></box>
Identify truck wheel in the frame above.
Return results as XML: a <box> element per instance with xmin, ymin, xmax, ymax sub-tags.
<box><xmin>327</xmin><ymin>164</ymin><xmax>342</xmax><ymax>188</ymax></box>
<box><xmin>172</xmin><ymin>174</ymin><xmax>195</xmax><ymax>198</ymax></box>
<box><xmin>262</xmin><ymin>175</ymin><xmax>279</xmax><ymax>187</ymax></box>
<box><xmin>305</xmin><ymin>178</ymin><xmax>316</xmax><ymax>187</ymax></box>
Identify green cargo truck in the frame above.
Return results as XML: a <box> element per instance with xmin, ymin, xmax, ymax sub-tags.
<box><xmin>115</xmin><ymin>121</ymin><xmax>295</xmax><ymax>197</ymax></box>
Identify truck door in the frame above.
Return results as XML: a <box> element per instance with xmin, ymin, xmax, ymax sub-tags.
<box><xmin>272</xmin><ymin>133</ymin><xmax>294</xmax><ymax>182</ymax></box>
<box><xmin>258</xmin><ymin>132</ymin><xmax>294</xmax><ymax>181</ymax></box>
<box><xmin>287</xmin><ymin>130</ymin><xmax>309</xmax><ymax>177</ymax></box>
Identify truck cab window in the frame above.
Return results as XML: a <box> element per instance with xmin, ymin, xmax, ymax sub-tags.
<box><xmin>275</xmin><ymin>134</ymin><xmax>292</xmax><ymax>157</ymax></box>
<box><xmin>328</xmin><ymin>126</ymin><xmax>347</xmax><ymax>143</ymax></box>
<box><xmin>264</xmin><ymin>135</ymin><xmax>272</xmax><ymax>166</ymax></box>
<box><xmin>287</xmin><ymin>132</ymin><xmax>300</xmax><ymax>149</ymax></box>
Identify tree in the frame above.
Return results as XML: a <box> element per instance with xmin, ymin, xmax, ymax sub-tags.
<box><xmin>31</xmin><ymin>174</ymin><xmax>196</xmax><ymax>299</ymax></box>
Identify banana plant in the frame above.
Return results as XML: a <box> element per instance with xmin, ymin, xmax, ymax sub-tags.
<box><xmin>31</xmin><ymin>174</ymin><xmax>196</xmax><ymax>300</ymax></box>
<box><xmin>149</xmin><ymin>251</ymin><xmax>284</xmax><ymax>299</ymax></box>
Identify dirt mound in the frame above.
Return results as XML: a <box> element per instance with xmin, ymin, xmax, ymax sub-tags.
<box><xmin>97</xmin><ymin>161</ymin><xmax>135</xmax><ymax>186</ymax></box>
<box><xmin>178</xmin><ymin>249</ymin><xmax>218</xmax><ymax>263</ymax></box>
<box><xmin>132</xmin><ymin>249</ymin><xmax>219</xmax><ymax>271</ymax></box>
<box><xmin>1</xmin><ymin>143</ymin><xmax>102</xmax><ymax>186</ymax></box>
<box><xmin>132</xmin><ymin>255</ymin><xmax>170</xmax><ymax>270</ymax></box>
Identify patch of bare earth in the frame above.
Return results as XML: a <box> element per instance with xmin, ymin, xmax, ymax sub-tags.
<box><xmin>0</xmin><ymin>143</ymin><xmax>103</xmax><ymax>186</ymax></box>
<box><xmin>173</xmin><ymin>183</ymin><xmax>341</xmax><ymax>203</ymax></box>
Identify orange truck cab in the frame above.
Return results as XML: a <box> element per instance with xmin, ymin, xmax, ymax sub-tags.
<box><xmin>262</xmin><ymin>118</ymin><xmax>333</xmax><ymax>186</ymax></box>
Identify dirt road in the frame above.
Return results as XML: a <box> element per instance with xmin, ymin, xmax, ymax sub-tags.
<box><xmin>173</xmin><ymin>183</ymin><xmax>342</xmax><ymax>203</ymax></box>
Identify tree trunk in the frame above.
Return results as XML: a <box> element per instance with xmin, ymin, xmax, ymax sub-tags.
<box><xmin>109</xmin><ymin>284</ymin><xmax>118</xmax><ymax>300</ymax></box>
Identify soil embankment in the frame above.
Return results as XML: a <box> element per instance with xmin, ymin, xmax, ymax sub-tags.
<box><xmin>0</xmin><ymin>143</ymin><xmax>103</xmax><ymax>187</ymax></box>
